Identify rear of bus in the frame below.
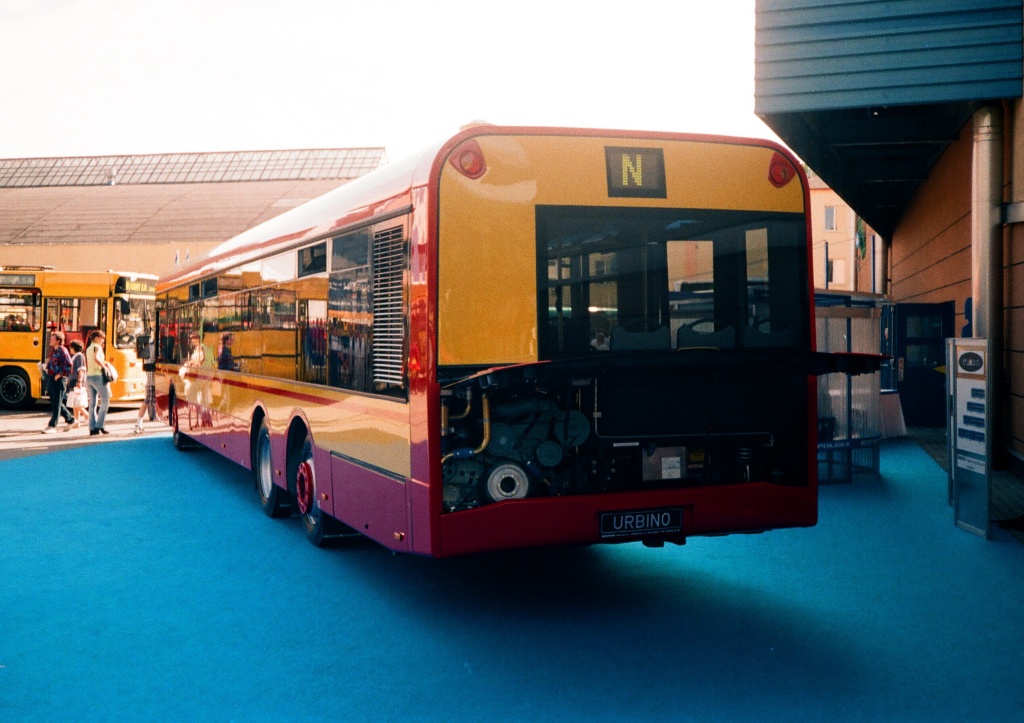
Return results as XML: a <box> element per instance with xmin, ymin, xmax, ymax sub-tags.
<box><xmin>431</xmin><ymin>129</ymin><xmax>816</xmax><ymax>556</ymax></box>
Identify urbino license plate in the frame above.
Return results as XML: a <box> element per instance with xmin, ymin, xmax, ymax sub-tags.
<box><xmin>600</xmin><ymin>507</ymin><xmax>683</xmax><ymax>539</ymax></box>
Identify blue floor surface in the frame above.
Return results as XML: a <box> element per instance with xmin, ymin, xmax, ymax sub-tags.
<box><xmin>1</xmin><ymin>437</ymin><xmax>1022</xmax><ymax>722</ymax></box>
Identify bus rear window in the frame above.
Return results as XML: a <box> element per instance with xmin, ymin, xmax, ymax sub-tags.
<box><xmin>536</xmin><ymin>206</ymin><xmax>808</xmax><ymax>357</ymax></box>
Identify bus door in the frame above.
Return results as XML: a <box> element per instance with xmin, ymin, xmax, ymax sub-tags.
<box><xmin>44</xmin><ymin>296</ymin><xmax>106</xmax><ymax>354</ymax></box>
<box><xmin>112</xmin><ymin>294</ymin><xmax>156</xmax><ymax>399</ymax></box>
<box><xmin>894</xmin><ymin>301</ymin><xmax>953</xmax><ymax>427</ymax></box>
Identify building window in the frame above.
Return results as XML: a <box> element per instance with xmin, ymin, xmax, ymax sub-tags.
<box><xmin>824</xmin><ymin>205</ymin><xmax>837</xmax><ymax>231</ymax></box>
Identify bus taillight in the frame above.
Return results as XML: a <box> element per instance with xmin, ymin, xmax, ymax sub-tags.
<box><xmin>768</xmin><ymin>151</ymin><xmax>796</xmax><ymax>188</ymax></box>
<box><xmin>450</xmin><ymin>139</ymin><xmax>487</xmax><ymax>179</ymax></box>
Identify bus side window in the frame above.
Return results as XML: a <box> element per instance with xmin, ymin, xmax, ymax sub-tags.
<box><xmin>327</xmin><ymin>268</ymin><xmax>371</xmax><ymax>392</ymax></box>
<box><xmin>0</xmin><ymin>288</ymin><xmax>40</xmax><ymax>331</ymax></box>
<box><xmin>158</xmin><ymin>307</ymin><xmax>176</xmax><ymax>363</ymax></box>
<box><xmin>326</xmin><ymin>222</ymin><xmax>408</xmax><ymax>398</ymax></box>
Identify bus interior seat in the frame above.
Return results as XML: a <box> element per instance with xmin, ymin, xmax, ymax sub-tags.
<box><xmin>743</xmin><ymin>324</ymin><xmax>797</xmax><ymax>348</ymax></box>
<box><xmin>63</xmin><ymin>327</ymin><xmax>97</xmax><ymax>348</ymax></box>
<box><xmin>610</xmin><ymin>325</ymin><xmax>671</xmax><ymax>351</ymax></box>
<box><xmin>676</xmin><ymin>324</ymin><xmax>735</xmax><ymax>349</ymax></box>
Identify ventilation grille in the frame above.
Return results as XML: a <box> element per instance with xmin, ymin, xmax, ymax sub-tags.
<box><xmin>371</xmin><ymin>226</ymin><xmax>406</xmax><ymax>386</ymax></box>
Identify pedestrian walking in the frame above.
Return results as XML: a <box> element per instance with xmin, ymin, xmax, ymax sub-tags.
<box><xmin>65</xmin><ymin>339</ymin><xmax>88</xmax><ymax>428</ymax></box>
<box><xmin>85</xmin><ymin>329</ymin><xmax>111</xmax><ymax>436</ymax></box>
<box><xmin>134</xmin><ymin>335</ymin><xmax>155</xmax><ymax>434</ymax></box>
<box><xmin>42</xmin><ymin>331</ymin><xmax>75</xmax><ymax>433</ymax></box>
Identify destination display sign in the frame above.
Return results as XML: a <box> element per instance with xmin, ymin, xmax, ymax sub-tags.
<box><xmin>605</xmin><ymin>146</ymin><xmax>667</xmax><ymax>198</ymax></box>
<box><xmin>114</xmin><ymin>276</ymin><xmax>157</xmax><ymax>295</ymax></box>
<box><xmin>0</xmin><ymin>273</ymin><xmax>36</xmax><ymax>287</ymax></box>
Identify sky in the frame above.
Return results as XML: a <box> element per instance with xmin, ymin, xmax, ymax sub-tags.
<box><xmin>0</xmin><ymin>0</ymin><xmax>776</xmax><ymax>164</ymax></box>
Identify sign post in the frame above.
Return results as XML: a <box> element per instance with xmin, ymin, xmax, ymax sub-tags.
<box><xmin>947</xmin><ymin>338</ymin><xmax>992</xmax><ymax>539</ymax></box>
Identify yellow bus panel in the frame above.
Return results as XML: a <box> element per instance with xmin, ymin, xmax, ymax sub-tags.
<box><xmin>436</xmin><ymin>134</ymin><xmax>806</xmax><ymax>366</ymax></box>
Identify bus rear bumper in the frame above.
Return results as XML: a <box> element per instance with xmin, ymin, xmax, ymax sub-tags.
<box><xmin>437</xmin><ymin>483</ymin><xmax>816</xmax><ymax>557</ymax></box>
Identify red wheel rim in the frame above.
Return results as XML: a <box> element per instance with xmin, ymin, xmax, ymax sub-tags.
<box><xmin>296</xmin><ymin>460</ymin><xmax>314</xmax><ymax>515</ymax></box>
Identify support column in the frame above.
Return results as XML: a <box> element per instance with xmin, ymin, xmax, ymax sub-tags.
<box><xmin>971</xmin><ymin>104</ymin><xmax>1004</xmax><ymax>447</ymax></box>
<box><xmin>972</xmin><ymin>105</ymin><xmax>1004</xmax><ymax>344</ymax></box>
<box><xmin>873</xmin><ymin>234</ymin><xmax>888</xmax><ymax>296</ymax></box>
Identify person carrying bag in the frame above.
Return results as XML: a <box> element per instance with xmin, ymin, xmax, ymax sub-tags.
<box><xmin>85</xmin><ymin>330</ymin><xmax>112</xmax><ymax>436</ymax></box>
<box><xmin>100</xmin><ymin>360</ymin><xmax>119</xmax><ymax>385</ymax></box>
<box><xmin>65</xmin><ymin>339</ymin><xmax>88</xmax><ymax>429</ymax></box>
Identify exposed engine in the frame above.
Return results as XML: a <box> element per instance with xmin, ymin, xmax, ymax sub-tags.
<box><xmin>439</xmin><ymin>355</ymin><xmax>803</xmax><ymax>513</ymax></box>
<box><xmin>442</xmin><ymin>385</ymin><xmax>591</xmax><ymax>511</ymax></box>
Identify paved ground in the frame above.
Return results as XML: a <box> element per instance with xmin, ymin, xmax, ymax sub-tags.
<box><xmin>1</xmin><ymin>434</ymin><xmax>1021</xmax><ymax>721</ymax></box>
<box><xmin>0</xmin><ymin>400</ymin><xmax>168</xmax><ymax>461</ymax></box>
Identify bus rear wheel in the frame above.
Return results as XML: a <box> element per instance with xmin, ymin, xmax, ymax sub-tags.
<box><xmin>255</xmin><ymin>420</ymin><xmax>290</xmax><ymax>518</ymax></box>
<box><xmin>295</xmin><ymin>436</ymin><xmax>354</xmax><ymax>547</ymax></box>
<box><xmin>297</xmin><ymin>438</ymin><xmax>330</xmax><ymax>546</ymax></box>
<box><xmin>0</xmin><ymin>368</ymin><xmax>32</xmax><ymax>410</ymax></box>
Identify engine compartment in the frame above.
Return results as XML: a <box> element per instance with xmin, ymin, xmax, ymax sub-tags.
<box><xmin>439</xmin><ymin>353</ymin><xmax>811</xmax><ymax>513</ymax></box>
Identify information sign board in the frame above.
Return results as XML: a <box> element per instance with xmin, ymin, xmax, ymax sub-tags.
<box><xmin>947</xmin><ymin>338</ymin><xmax>991</xmax><ymax>539</ymax></box>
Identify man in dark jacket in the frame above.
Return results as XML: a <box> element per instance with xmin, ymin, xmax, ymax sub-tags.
<box><xmin>43</xmin><ymin>331</ymin><xmax>75</xmax><ymax>433</ymax></box>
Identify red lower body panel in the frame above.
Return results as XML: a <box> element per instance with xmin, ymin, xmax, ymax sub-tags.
<box><xmin>437</xmin><ymin>484</ymin><xmax>815</xmax><ymax>557</ymax></box>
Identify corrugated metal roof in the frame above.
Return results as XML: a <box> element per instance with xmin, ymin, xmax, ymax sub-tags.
<box><xmin>754</xmin><ymin>0</ymin><xmax>1023</xmax><ymax>237</ymax></box>
<box><xmin>0</xmin><ymin>179</ymin><xmax>353</xmax><ymax>248</ymax></box>
<box><xmin>756</xmin><ymin>0</ymin><xmax>1023</xmax><ymax>115</ymax></box>
<box><xmin>0</xmin><ymin>148</ymin><xmax>387</xmax><ymax>188</ymax></box>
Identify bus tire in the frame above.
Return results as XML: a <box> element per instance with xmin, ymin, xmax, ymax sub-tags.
<box><xmin>255</xmin><ymin>420</ymin><xmax>290</xmax><ymax>518</ymax></box>
<box><xmin>296</xmin><ymin>436</ymin><xmax>354</xmax><ymax>547</ymax></box>
<box><xmin>0</xmin><ymin>368</ymin><xmax>32</xmax><ymax>410</ymax></box>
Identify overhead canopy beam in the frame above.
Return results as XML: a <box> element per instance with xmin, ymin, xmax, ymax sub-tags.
<box><xmin>760</xmin><ymin>103</ymin><xmax>977</xmax><ymax>238</ymax></box>
<box><xmin>823</xmin><ymin>115</ymin><xmax>965</xmax><ymax>146</ymax></box>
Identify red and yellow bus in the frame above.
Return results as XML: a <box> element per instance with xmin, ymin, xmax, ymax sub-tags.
<box><xmin>0</xmin><ymin>267</ymin><xmax>156</xmax><ymax>409</ymax></box>
<box><xmin>155</xmin><ymin>126</ymin><xmax>878</xmax><ymax>556</ymax></box>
